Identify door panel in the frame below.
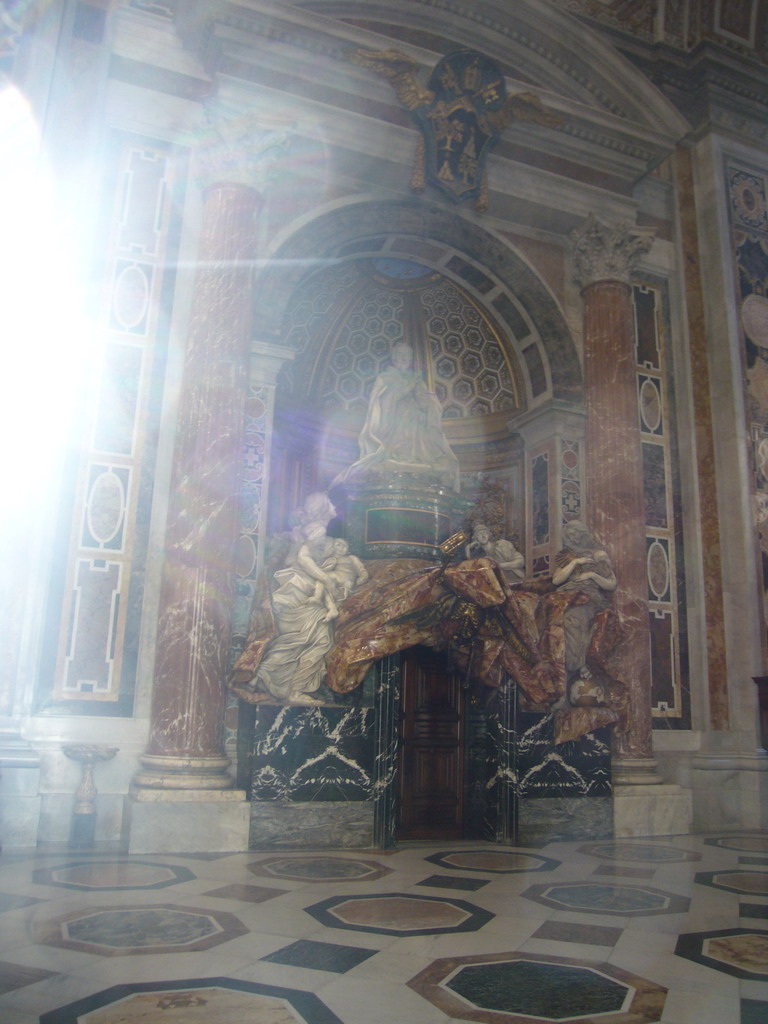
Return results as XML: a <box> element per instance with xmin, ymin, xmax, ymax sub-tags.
<box><xmin>397</xmin><ymin>646</ymin><xmax>464</xmax><ymax>839</ymax></box>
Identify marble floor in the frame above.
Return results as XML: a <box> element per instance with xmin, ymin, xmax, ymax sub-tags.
<box><xmin>0</xmin><ymin>832</ymin><xmax>767</xmax><ymax>1023</ymax></box>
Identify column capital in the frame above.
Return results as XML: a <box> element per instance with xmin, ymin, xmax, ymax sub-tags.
<box><xmin>250</xmin><ymin>340</ymin><xmax>295</xmax><ymax>387</ymax></box>
<box><xmin>195</xmin><ymin>100</ymin><xmax>294</xmax><ymax>194</ymax></box>
<box><xmin>571</xmin><ymin>214</ymin><xmax>655</xmax><ymax>289</ymax></box>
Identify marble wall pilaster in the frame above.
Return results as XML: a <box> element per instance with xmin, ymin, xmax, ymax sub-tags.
<box><xmin>572</xmin><ymin>216</ymin><xmax>661</xmax><ymax>782</ymax></box>
<box><xmin>675</xmin><ymin>148</ymin><xmax>729</xmax><ymax>729</ymax></box>
<box><xmin>512</xmin><ymin>403</ymin><xmax>587</xmax><ymax>577</ymax></box>
<box><xmin>230</xmin><ymin>342</ymin><xmax>295</xmax><ymax>656</ymax></box>
<box><xmin>133</xmin><ymin>117</ymin><xmax>286</xmax><ymax>793</ymax></box>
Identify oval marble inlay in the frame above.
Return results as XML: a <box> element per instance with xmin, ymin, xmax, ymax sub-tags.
<box><xmin>87</xmin><ymin>471</ymin><xmax>125</xmax><ymax>545</ymax></box>
<box><xmin>235</xmin><ymin>534</ymin><xmax>257</xmax><ymax>578</ymax></box>
<box><xmin>113</xmin><ymin>264</ymin><xmax>149</xmax><ymax>330</ymax></box>
<box><xmin>640</xmin><ymin>378</ymin><xmax>662</xmax><ymax>432</ymax></box>
<box><xmin>647</xmin><ymin>541</ymin><xmax>669</xmax><ymax>600</ymax></box>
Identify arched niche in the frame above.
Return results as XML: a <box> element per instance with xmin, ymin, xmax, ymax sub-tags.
<box><xmin>253</xmin><ymin>198</ymin><xmax>582</xmax><ymax>541</ymax></box>
<box><xmin>255</xmin><ymin>199</ymin><xmax>580</xmax><ymax>399</ymax></box>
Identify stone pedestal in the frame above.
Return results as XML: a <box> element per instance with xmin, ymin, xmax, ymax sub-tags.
<box><xmin>613</xmin><ymin>784</ymin><xmax>692</xmax><ymax>837</ymax></box>
<box><xmin>343</xmin><ymin>478</ymin><xmax>470</xmax><ymax>560</ymax></box>
<box><xmin>127</xmin><ymin>789</ymin><xmax>250</xmax><ymax>854</ymax></box>
<box><xmin>249</xmin><ymin>801</ymin><xmax>374</xmax><ymax>850</ymax></box>
<box><xmin>63</xmin><ymin>744</ymin><xmax>117</xmax><ymax>848</ymax></box>
<box><xmin>248</xmin><ymin>702</ymin><xmax>375</xmax><ymax>849</ymax></box>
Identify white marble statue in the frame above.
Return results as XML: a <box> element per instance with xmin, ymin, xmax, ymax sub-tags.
<box><xmin>324</xmin><ymin>538</ymin><xmax>369</xmax><ymax>601</ymax></box>
<box><xmin>552</xmin><ymin>520</ymin><xmax>617</xmax><ymax>702</ymax></box>
<box><xmin>331</xmin><ymin>341</ymin><xmax>460</xmax><ymax>491</ymax></box>
<box><xmin>253</xmin><ymin>492</ymin><xmax>358</xmax><ymax>705</ymax></box>
<box><xmin>465</xmin><ymin>522</ymin><xmax>525</xmax><ymax>582</ymax></box>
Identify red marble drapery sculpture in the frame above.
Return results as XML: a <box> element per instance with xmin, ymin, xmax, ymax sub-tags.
<box><xmin>231</xmin><ymin>555</ymin><xmax>629</xmax><ymax>746</ymax></box>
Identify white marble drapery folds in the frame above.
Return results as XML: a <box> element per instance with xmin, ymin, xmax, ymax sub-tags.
<box><xmin>332</xmin><ymin>342</ymin><xmax>460</xmax><ymax>491</ymax></box>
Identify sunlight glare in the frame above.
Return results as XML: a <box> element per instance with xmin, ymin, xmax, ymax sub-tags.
<box><xmin>0</xmin><ymin>83</ymin><xmax>98</xmax><ymax>525</ymax></box>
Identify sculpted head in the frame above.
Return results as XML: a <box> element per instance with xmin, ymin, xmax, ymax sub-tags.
<box><xmin>472</xmin><ymin>523</ymin><xmax>492</xmax><ymax>545</ymax></box>
<box><xmin>302</xmin><ymin>491</ymin><xmax>336</xmax><ymax>526</ymax></box>
<box><xmin>391</xmin><ymin>342</ymin><xmax>414</xmax><ymax>370</ymax></box>
<box><xmin>563</xmin><ymin>521</ymin><xmax>594</xmax><ymax>551</ymax></box>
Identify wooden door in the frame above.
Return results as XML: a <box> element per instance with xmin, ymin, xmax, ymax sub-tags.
<box><xmin>397</xmin><ymin>646</ymin><xmax>465</xmax><ymax>840</ymax></box>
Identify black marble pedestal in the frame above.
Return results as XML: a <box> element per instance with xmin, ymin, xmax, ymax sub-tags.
<box><xmin>342</xmin><ymin>477</ymin><xmax>470</xmax><ymax>560</ymax></box>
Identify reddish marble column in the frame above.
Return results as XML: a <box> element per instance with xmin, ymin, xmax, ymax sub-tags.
<box><xmin>133</xmin><ymin>167</ymin><xmax>261</xmax><ymax>791</ymax></box>
<box><xmin>572</xmin><ymin>216</ymin><xmax>661</xmax><ymax>783</ymax></box>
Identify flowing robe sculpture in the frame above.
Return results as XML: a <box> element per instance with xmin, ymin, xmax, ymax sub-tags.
<box><xmin>231</xmin><ymin>524</ymin><xmax>630</xmax><ymax>745</ymax></box>
<box><xmin>552</xmin><ymin>521</ymin><xmax>619</xmax><ymax>707</ymax></box>
<box><xmin>233</xmin><ymin>492</ymin><xmax>353</xmax><ymax>706</ymax></box>
<box><xmin>331</xmin><ymin>342</ymin><xmax>460</xmax><ymax>491</ymax></box>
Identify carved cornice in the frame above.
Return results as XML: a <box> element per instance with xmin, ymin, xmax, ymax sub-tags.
<box><xmin>407</xmin><ymin>0</ymin><xmax>627</xmax><ymax>118</ymax></box>
<box><xmin>610</xmin><ymin>35</ymin><xmax>768</xmax><ymax>141</ymax></box>
<box><xmin>174</xmin><ymin>0</ymin><xmax>688</xmax><ymax>160</ymax></box>
<box><xmin>571</xmin><ymin>214</ymin><xmax>655</xmax><ymax>288</ymax></box>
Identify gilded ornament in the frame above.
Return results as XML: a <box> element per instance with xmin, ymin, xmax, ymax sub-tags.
<box><xmin>349</xmin><ymin>48</ymin><xmax>563</xmax><ymax>211</ymax></box>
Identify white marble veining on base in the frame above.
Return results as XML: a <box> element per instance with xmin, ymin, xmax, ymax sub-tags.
<box><xmin>613</xmin><ymin>783</ymin><xmax>692</xmax><ymax>836</ymax></box>
<box><xmin>126</xmin><ymin>793</ymin><xmax>250</xmax><ymax>853</ymax></box>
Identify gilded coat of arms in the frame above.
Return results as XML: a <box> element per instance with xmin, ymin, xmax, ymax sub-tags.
<box><xmin>349</xmin><ymin>47</ymin><xmax>562</xmax><ymax>211</ymax></box>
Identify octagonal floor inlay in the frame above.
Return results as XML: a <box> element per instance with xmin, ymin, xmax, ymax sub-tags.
<box><xmin>305</xmin><ymin>892</ymin><xmax>494</xmax><ymax>935</ymax></box>
<box><xmin>425</xmin><ymin>849</ymin><xmax>560</xmax><ymax>874</ymax></box>
<box><xmin>522</xmin><ymin>881</ymin><xmax>690</xmax><ymax>916</ymax></box>
<box><xmin>676</xmin><ymin>928</ymin><xmax>768</xmax><ymax>980</ymax></box>
<box><xmin>579</xmin><ymin>841</ymin><xmax>700</xmax><ymax>863</ymax></box>
<box><xmin>704</xmin><ymin>834</ymin><xmax>768</xmax><ymax>853</ymax></box>
<box><xmin>695</xmin><ymin>870</ymin><xmax>768</xmax><ymax>896</ymax></box>
<box><xmin>32</xmin><ymin>861</ymin><xmax>195</xmax><ymax>891</ymax></box>
<box><xmin>248</xmin><ymin>856</ymin><xmax>391</xmax><ymax>882</ymax></box>
<box><xmin>408</xmin><ymin>951</ymin><xmax>667</xmax><ymax>1024</ymax></box>
<box><xmin>39</xmin><ymin>977</ymin><xmax>344</xmax><ymax>1024</ymax></box>
<box><xmin>34</xmin><ymin>905</ymin><xmax>248</xmax><ymax>956</ymax></box>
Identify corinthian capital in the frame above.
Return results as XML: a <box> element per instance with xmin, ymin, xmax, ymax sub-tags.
<box><xmin>195</xmin><ymin>100</ymin><xmax>295</xmax><ymax>193</ymax></box>
<box><xmin>571</xmin><ymin>214</ymin><xmax>655</xmax><ymax>289</ymax></box>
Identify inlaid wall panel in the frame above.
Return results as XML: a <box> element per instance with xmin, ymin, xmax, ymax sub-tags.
<box><xmin>727</xmin><ymin>159</ymin><xmax>768</xmax><ymax>658</ymax></box>
<box><xmin>36</xmin><ymin>130</ymin><xmax>188</xmax><ymax>714</ymax></box>
<box><xmin>633</xmin><ymin>283</ymin><xmax>690</xmax><ymax>726</ymax></box>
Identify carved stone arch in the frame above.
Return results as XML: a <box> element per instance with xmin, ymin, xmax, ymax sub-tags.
<box><xmin>253</xmin><ymin>198</ymin><xmax>582</xmax><ymax>405</ymax></box>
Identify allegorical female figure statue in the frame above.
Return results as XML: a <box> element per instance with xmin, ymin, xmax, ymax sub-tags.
<box><xmin>464</xmin><ymin>522</ymin><xmax>525</xmax><ymax>582</ymax></box>
<box><xmin>552</xmin><ymin>520</ymin><xmax>617</xmax><ymax>685</ymax></box>
<box><xmin>332</xmin><ymin>341</ymin><xmax>460</xmax><ymax>491</ymax></box>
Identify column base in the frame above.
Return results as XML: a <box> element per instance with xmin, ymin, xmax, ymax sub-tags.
<box><xmin>131</xmin><ymin>753</ymin><xmax>234</xmax><ymax>791</ymax></box>
<box><xmin>126</xmin><ymin>788</ymin><xmax>249</xmax><ymax>853</ymax></box>
<box><xmin>611</xmin><ymin>756</ymin><xmax>664</xmax><ymax>785</ymax></box>
<box><xmin>613</xmin><ymin>784</ymin><xmax>692</xmax><ymax>837</ymax></box>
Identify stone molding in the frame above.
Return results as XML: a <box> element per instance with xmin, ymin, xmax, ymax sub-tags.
<box><xmin>174</xmin><ymin>0</ymin><xmax>687</xmax><ymax>176</ymax></box>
